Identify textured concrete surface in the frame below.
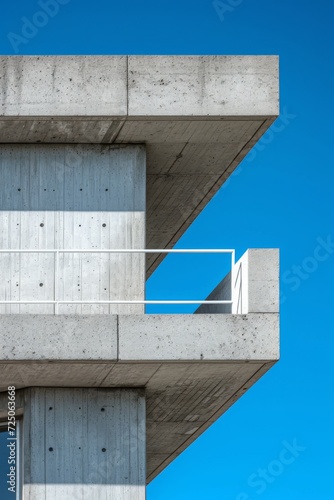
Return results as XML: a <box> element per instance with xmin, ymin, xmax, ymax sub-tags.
<box><xmin>128</xmin><ymin>56</ymin><xmax>278</xmax><ymax>116</ymax></box>
<box><xmin>0</xmin><ymin>144</ymin><xmax>146</xmax><ymax>314</ymax></box>
<box><xmin>145</xmin><ymin>361</ymin><xmax>275</xmax><ymax>481</ymax></box>
<box><xmin>0</xmin><ymin>388</ymin><xmax>145</xmax><ymax>499</ymax></box>
<box><xmin>0</xmin><ymin>312</ymin><xmax>279</xmax><ymax>481</ymax></box>
<box><xmin>0</xmin><ymin>56</ymin><xmax>278</xmax><ymax>117</ymax></box>
<box><xmin>0</xmin><ymin>56</ymin><xmax>127</xmax><ymax>116</ymax></box>
<box><xmin>0</xmin><ymin>56</ymin><xmax>279</xmax><ymax>275</ymax></box>
<box><xmin>0</xmin><ymin>315</ymin><xmax>117</xmax><ymax>360</ymax></box>
<box><xmin>237</xmin><ymin>248</ymin><xmax>279</xmax><ymax>313</ymax></box>
<box><xmin>0</xmin><ymin>313</ymin><xmax>279</xmax><ymax>365</ymax></box>
<box><xmin>119</xmin><ymin>313</ymin><xmax>278</xmax><ymax>361</ymax></box>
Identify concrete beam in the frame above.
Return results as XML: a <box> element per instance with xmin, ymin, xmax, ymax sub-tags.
<box><xmin>0</xmin><ymin>56</ymin><xmax>278</xmax><ymax>118</ymax></box>
<box><xmin>118</xmin><ymin>313</ymin><xmax>278</xmax><ymax>361</ymax></box>
<box><xmin>0</xmin><ymin>56</ymin><xmax>128</xmax><ymax>117</ymax></box>
<box><xmin>0</xmin><ymin>315</ymin><xmax>118</xmax><ymax>361</ymax></box>
<box><xmin>128</xmin><ymin>56</ymin><xmax>278</xmax><ymax>117</ymax></box>
<box><xmin>0</xmin><ymin>313</ymin><xmax>279</xmax><ymax>366</ymax></box>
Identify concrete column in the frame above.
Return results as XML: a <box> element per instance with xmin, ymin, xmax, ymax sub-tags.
<box><xmin>0</xmin><ymin>144</ymin><xmax>146</xmax><ymax>314</ymax></box>
<box><xmin>22</xmin><ymin>388</ymin><xmax>146</xmax><ymax>500</ymax></box>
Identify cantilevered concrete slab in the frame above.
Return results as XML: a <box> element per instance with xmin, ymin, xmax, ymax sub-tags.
<box><xmin>0</xmin><ymin>314</ymin><xmax>279</xmax><ymax>482</ymax></box>
<box><xmin>0</xmin><ymin>249</ymin><xmax>279</xmax><ymax>482</ymax></box>
<box><xmin>0</xmin><ymin>55</ymin><xmax>279</xmax><ymax>274</ymax></box>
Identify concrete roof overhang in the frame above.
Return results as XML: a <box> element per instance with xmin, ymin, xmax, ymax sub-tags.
<box><xmin>0</xmin><ymin>56</ymin><xmax>279</xmax><ymax>275</ymax></box>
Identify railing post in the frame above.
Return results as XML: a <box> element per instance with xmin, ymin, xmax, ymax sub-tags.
<box><xmin>54</xmin><ymin>250</ymin><xmax>59</xmax><ymax>315</ymax></box>
<box><xmin>230</xmin><ymin>250</ymin><xmax>235</xmax><ymax>314</ymax></box>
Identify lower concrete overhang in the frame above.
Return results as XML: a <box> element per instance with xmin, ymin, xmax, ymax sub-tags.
<box><xmin>0</xmin><ymin>313</ymin><xmax>279</xmax><ymax>482</ymax></box>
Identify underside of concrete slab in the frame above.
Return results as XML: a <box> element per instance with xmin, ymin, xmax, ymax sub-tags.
<box><xmin>0</xmin><ymin>310</ymin><xmax>279</xmax><ymax>482</ymax></box>
<box><xmin>0</xmin><ymin>55</ymin><xmax>279</xmax><ymax>275</ymax></box>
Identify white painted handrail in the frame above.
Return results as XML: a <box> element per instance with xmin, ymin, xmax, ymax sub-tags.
<box><xmin>0</xmin><ymin>249</ymin><xmax>235</xmax><ymax>313</ymax></box>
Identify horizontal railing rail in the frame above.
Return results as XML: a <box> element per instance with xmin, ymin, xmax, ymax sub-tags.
<box><xmin>0</xmin><ymin>249</ymin><xmax>235</xmax><ymax>313</ymax></box>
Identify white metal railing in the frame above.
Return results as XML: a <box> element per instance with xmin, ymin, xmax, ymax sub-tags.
<box><xmin>0</xmin><ymin>249</ymin><xmax>235</xmax><ymax>313</ymax></box>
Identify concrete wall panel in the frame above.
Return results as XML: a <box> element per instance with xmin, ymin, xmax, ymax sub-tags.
<box><xmin>21</xmin><ymin>388</ymin><xmax>145</xmax><ymax>500</ymax></box>
<box><xmin>0</xmin><ymin>144</ymin><xmax>146</xmax><ymax>314</ymax></box>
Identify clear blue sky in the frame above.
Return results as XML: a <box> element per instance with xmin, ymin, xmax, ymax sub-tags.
<box><xmin>0</xmin><ymin>0</ymin><xmax>333</xmax><ymax>498</ymax></box>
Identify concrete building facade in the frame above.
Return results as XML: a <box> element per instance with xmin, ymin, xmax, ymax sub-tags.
<box><xmin>0</xmin><ymin>56</ymin><xmax>279</xmax><ymax>499</ymax></box>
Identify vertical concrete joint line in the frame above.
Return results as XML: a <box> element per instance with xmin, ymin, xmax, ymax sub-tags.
<box><xmin>43</xmin><ymin>388</ymin><xmax>47</xmax><ymax>487</ymax></box>
<box><xmin>126</xmin><ymin>56</ymin><xmax>129</xmax><ymax>117</ymax></box>
<box><xmin>117</xmin><ymin>314</ymin><xmax>119</xmax><ymax>361</ymax></box>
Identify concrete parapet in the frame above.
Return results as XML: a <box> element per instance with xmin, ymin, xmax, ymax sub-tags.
<box><xmin>196</xmin><ymin>248</ymin><xmax>279</xmax><ymax>314</ymax></box>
